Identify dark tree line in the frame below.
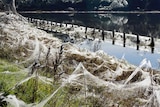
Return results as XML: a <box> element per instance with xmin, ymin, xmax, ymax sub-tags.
<box><xmin>1</xmin><ymin>0</ymin><xmax>17</xmax><ymax>14</ymax></box>
<box><xmin>1</xmin><ymin>0</ymin><xmax>160</xmax><ymax>13</ymax></box>
<box><xmin>18</xmin><ymin>0</ymin><xmax>160</xmax><ymax>11</ymax></box>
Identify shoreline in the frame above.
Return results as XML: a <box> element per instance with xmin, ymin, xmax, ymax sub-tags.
<box><xmin>19</xmin><ymin>10</ymin><xmax>160</xmax><ymax>14</ymax></box>
<box><xmin>25</xmin><ymin>16</ymin><xmax>160</xmax><ymax>69</ymax></box>
<box><xmin>1</xmin><ymin>13</ymin><xmax>160</xmax><ymax>107</ymax></box>
<box><xmin>26</xmin><ymin>17</ymin><xmax>160</xmax><ymax>52</ymax></box>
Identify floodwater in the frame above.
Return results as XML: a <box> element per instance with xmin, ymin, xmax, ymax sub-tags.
<box><xmin>21</xmin><ymin>12</ymin><xmax>160</xmax><ymax>69</ymax></box>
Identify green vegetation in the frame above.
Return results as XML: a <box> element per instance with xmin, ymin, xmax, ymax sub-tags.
<box><xmin>0</xmin><ymin>59</ymin><xmax>85</xmax><ymax>106</ymax></box>
<box><xmin>0</xmin><ymin>58</ymin><xmax>54</xmax><ymax>104</ymax></box>
<box><xmin>0</xmin><ymin>13</ymin><xmax>158</xmax><ymax>106</ymax></box>
<box><xmin>14</xmin><ymin>78</ymin><xmax>54</xmax><ymax>103</ymax></box>
<box><xmin>0</xmin><ymin>59</ymin><xmax>21</xmax><ymax>72</ymax></box>
<box><xmin>0</xmin><ymin>58</ymin><xmax>109</xmax><ymax>107</ymax></box>
<box><xmin>0</xmin><ymin>59</ymin><xmax>26</xmax><ymax>93</ymax></box>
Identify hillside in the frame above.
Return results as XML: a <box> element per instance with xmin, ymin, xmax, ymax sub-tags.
<box><xmin>15</xmin><ymin>0</ymin><xmax>160</xmax><ymax>11</ymax></box>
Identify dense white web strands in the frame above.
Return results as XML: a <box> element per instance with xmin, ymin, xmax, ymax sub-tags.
<box><xmin>38</xmin><ymin>76</ymin><xmax>53</xmax><ymax>85</ymax></box>
<box><xmin>35</xmin><ymin>63</ymin><xmax>109</xmax><ymax>107</ymax></box>
<box><xmin>34</xmin><ymin>62</ymin><xmax>160</xmax><ymax>107</ymax></box>
<box><xmin>0</xmin><ymin>13</ymin><xmax>62</xmax><ymax>65</ymax></box>
<box><xmin>2</xmin><ymin>95</ymin><xmax>28</xmax><ymax>107</ymax></box>
<box><xmin>155</xmin><ymin>90</ymin><xmax>160</xmax><ymax>106</ymax></box>
<box><xmin>11</xmin><ymin>72</ymin><xmax>54</xmax><ymax>90</ymax></box>
<box><xmin>64</xmin><ymin>62</ymin><xmax>108</xmax><ymax>86</ymax></box>
<box><xmin>1</xmin><ymin>13</ymin><xmax>160</xmax><ymax>107</ymax></box>
<box><xmin>13</xmin><ymin>75</ymin><xmax>36</xmax><ymax>89</ymax></box>
<box><xmin>20</xmin><ymin>37</ymin><xmax>40</xmax><ymax>64</ymax></box>
<box><xmin>0</xmin><ymin>70</ymin><xmax>26</xmax><ymax>74</ymax></box>
<box><xmin>36</xmin><ymin>86</ymin><xmax>63</xmax><ymax>107</ymax></box>
<box><xmin>124</xmin><ymin>58</ymin><xmax>148</xmax><ymax>85</ymax></box>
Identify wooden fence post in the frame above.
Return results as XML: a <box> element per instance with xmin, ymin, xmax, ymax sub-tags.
<box><xmin>123</xmin><ymin>32</ymin><xmax>126</xmax><ymax>47</ymax></box>
<box><xmin>136</xmin><ymin>35</ymin><xmax>140</xmax><ymax>50</ymax></box>
<box><xmin>85</xmin><ymin>27</ymin><xmax>87</xmax><ymax>34</ymax></box>
<box><xmin>112</xmin><ymin>30</ymin><xmax>115</xmax><ymax>45</ymax></box>
<box><xmin>92</xmin><ymin>28</ymin><xmax>95</xmax><ymax>35</ymax></box>
<box><xmin>102</xmin><ymin>29</ymin><xmax>104</xmax><ymax>41</ymax></box>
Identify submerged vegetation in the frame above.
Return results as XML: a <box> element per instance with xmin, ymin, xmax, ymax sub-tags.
<box><xmin>0</xmin><ymin>13</ymin><xmax>160</xmax><ymax>107</ymax></box>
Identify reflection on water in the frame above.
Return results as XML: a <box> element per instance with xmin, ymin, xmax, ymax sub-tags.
<box><xmin>97</xmin><ymin>14</ymin><xmax>128</xmax><ymax>25</ymax></box>
<box><xmin>22</xmin><ymin>13</ymin><xmax>160</xmax><ymax>37</ymax></box>
<box><xmin>22</xmin><ymin>13</ymin><xmax>160</xmax><ymax>69</ymax></box>
<box><xmin>79</xmin><ymin>39</ymin><xmax>160</xmax><ymax>69</ymax></box>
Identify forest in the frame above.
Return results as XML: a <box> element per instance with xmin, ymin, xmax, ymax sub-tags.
<box><xmin>1</xmin><ymin>0</ymin><xmax>160</xmax><ymax>11</ymax></box>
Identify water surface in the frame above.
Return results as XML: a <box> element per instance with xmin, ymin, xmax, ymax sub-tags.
<box><xmin>21</xmin><ymin>12</ymin><xmax>160</xmax><ymax>69</ymax></box>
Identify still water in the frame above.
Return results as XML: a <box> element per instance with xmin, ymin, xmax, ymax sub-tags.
<box><xmin>21</xmin><ymin>13</ymin><xmax>160</xmax><ymax>69</ymax></box>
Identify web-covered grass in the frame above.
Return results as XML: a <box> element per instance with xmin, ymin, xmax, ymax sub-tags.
<box><xmin>0</xmin><ymin>13</ymin><xmax>160</xmax><ymax>107</ymax></box>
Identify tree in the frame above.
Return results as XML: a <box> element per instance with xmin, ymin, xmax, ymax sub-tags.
<box><xmin>2</xmin><ymin>0</ymin><xmax>17</xmax><ymax>14</ymax></box>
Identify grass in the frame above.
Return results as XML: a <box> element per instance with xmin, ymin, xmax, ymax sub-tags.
<box><xmin>0</xmin><ymin>59</ymin><xmax>26</xmax><ymax>94</ymax></box>
<box><xmin>0</xmin><ymin>58</ymin><xmax>141</xmax><ymax>107</ymax></box>
<box><xmin>0</xmin><ymin>58</ymin><xmax>81</xmax><ymax>106</ymax></box>
<box><xmin>0</xmin><ymin>59</ymin><xmax>21</xmax><ymax>72</ymax></box>
<box><xmin>14</xmin><ymin>77</ymin><xmax>54</xmax><ymax>103</ymax></box>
